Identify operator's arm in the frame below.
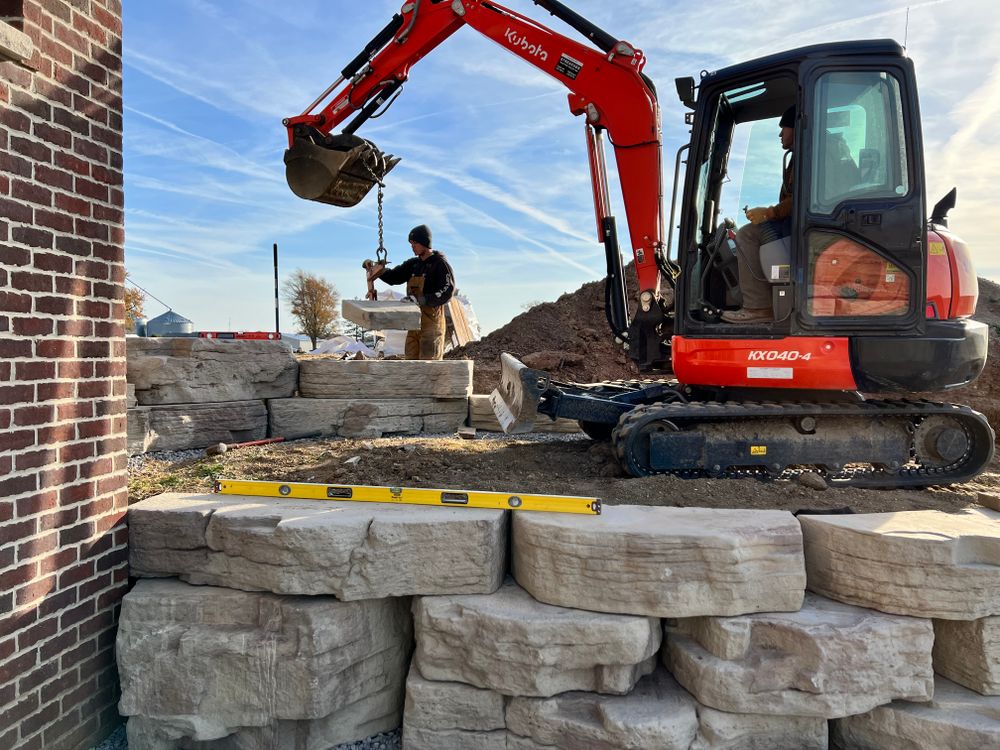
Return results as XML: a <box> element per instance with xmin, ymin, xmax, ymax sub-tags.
<box><xmin>378</xmin><ymin>257</ymin><xmax>416</xmax><ymax>286</ymax></box>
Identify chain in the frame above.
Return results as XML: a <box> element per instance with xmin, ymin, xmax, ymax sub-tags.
<box><xmin>361</xmin><ymin>139</ymin><xmax>388</xmax><ymax>263</ymax></box>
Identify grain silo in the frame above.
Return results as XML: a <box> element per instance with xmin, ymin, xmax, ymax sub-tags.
<box><xmin>146</xmin><ymin>310</ymin><xmax>194</xmax><ymax>337</ymax></box>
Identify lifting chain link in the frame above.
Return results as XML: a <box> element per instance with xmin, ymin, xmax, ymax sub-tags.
<box><xmin>362</xmin><ymin>139</ymin><xmax>388</xmax><ymax>264</ymax></box>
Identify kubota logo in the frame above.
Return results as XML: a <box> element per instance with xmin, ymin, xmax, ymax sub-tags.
<box><xmin>504</xmin><ymin>28</ymin><xmax>548</xmax><ymax>61</ymax></box>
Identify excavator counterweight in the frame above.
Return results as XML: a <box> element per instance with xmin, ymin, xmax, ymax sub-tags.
<box><xmin>284</xmin><ymin>131</ymin><xmax>398</xmax><ymax>208</ymax></box>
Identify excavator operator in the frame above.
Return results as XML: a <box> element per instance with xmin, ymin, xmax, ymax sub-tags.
<box><xmin>722</xmin><ymin>105</ymin><xmax>796</xmax><ymax>324</ymax></box>
<box><xmin>371</xmin><ymin>224</ymin><xmax>456</xmax><ymax>360</ymax></box>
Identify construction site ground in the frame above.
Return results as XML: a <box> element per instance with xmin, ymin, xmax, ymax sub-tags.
<box><xmin>129</xmin><ymin>277</ymin><xmax>1000</xmax><ymax>514</ymax></box>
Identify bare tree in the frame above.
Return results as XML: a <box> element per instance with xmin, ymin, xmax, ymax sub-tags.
<box><xmin>283</xmin><ymin>269</ymin><xmax>340</xmax><ymax>348</ymax></box>
<box><xmin>124</xmin><ymin>272</ymin><xmax>146</xmax><ymax>331</ymax></box>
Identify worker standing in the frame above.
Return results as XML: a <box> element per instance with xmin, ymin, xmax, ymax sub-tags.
<box><xmin>372</xmin><ymin>224</ymin><xmax>456</xmax><ymax>359</ymax></box>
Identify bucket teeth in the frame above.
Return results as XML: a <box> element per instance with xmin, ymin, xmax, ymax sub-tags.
<box><xmin>284</xmin><ymin>133</ymin><xmax>398</xmax><ymax>207</ymax></box>
<box><xmin>490</xmin><ymin>352</ymin><xmax>549</xmax><ymax>434</ymax></box>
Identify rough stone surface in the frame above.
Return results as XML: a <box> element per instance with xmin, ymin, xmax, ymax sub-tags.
<box><xmin>934</xmin><ymin>617</ymin><xmax>1000</xmax><ymax>695</ymax></box>
<box><xmin>126</xmin><ymin>400</ymin><xmax>267</xmax><ymax>454</ymax></box>
<box><xmin>0</xmin><ymin>19</ymin><xmax>33</xmax><ymax>63</ymax></box>
<box><xmin>505</xmin><ymin>670</ymin><xmax>827</xmax><ymax>750</ymax></box>
<box><xmin>513</xmin><ymin>505</ymin><xmax>805</xmax><ymax>617</ymax></box>
<box><xmin>269</xmin><ymin>396</ymin><xmax>468</xmax><ymax>438</ymax></box>
<box><xmin>800</xmin><ymin>508</ymin><xmax>1000</xmax><ymax>619</ymax></box>
<box><xmin>403</xmin><ymin>668</ymin><xmax>508</xmax><ymax>750</ymax></box>
<box><xmin>665</xmin><ymin>592</ymin><xmax>935</xmax><ymax>718</ymax></box>
<box><xmin>117</xmin><ymin>579</ymin><xmax>411</xmax><ymax>749</ymax></box>
<box><xmin>127</xmin><ymin>337</ymin><xmax>298</xmax><ymax>405</ymax></box>
<box><xmin>831</xmin><ymin>676</ymin><xmax>1000</xmax><ymax>749</ymax></box>
<box><xmin>404</xmin><ymin>668</ymin><xmax>825</xmax><ymax>750</ymax></box>
<box><xmin>468</xmin><ymin>394</ymin><xmax>581</xmax><ymax>433</ymax></box>
<box><xmin>413</xmin><ymin>579</ymin><xmax>660</xmax><ymax>697</ymax></box>
<box><xmin>299</xmin><ymin>359</ymin><xmax>472</xmax><ymax>399</ymax></box>
<box><xmin>343</xmin><ymin>298</ymin><xmax>422</xmax><ymax>331</ymax></box>
<box><xmin>129</xmin><ymin>493</ymin><xmax>507</xmax><ymax>599</ymax></box>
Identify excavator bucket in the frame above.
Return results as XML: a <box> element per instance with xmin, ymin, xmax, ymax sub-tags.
<box><xmin>284</xmin><ymin>132</ymin><xmax>399</xmax><ymax>207</ymax></box>
<box><xmin>490</xmin><ymin>352</ymin><xmax>551</xmax><ymax>434</ymax></box>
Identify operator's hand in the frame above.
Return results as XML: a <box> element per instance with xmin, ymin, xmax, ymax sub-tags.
<box><xmin>745</xmin><ymin>206</ymin><xmax>772</xmax><ymax>225</ymax></box>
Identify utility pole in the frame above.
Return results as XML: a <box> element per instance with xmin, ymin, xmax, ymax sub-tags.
<box><xmin>273</xmin><ymin>243</ymin><xmax>280</xmax><ymax>334</ymax></box>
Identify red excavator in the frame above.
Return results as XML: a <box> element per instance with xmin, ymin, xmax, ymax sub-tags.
<box><xmin>283</xmin><ymin>0</ymin><xmax>993</xmax><ymax>487</ymax></box>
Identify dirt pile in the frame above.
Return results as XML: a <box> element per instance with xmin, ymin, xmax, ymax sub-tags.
<box><xmin>449</xmin><ymin>266</ymin><xmax>641</xmax><ymax>393</ymax></box>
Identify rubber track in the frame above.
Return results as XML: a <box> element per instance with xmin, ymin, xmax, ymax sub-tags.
<box><xmin>611</xmin><ymin>399</ymin><xmax>995</xmax><ymax>488</ymax></box>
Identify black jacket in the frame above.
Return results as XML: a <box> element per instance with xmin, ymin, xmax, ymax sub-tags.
<box><xmin>379</xmin><ymin>251</ymin><xmax>455</xmax><ymax>307</ymax></box>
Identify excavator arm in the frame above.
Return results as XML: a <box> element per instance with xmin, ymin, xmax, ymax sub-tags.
<box><xmin>283</xmin><ymin>0</ymin><xmax>671</xmax><ymax>367</ymax></box>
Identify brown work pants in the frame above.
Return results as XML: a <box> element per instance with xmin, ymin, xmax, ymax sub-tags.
<box><xmin>734</xmin><ymin>222</ymin><xmax>772</xmax><ymax>310</ymax></box>
<box><xmin>405</xmin><ymin>305</ymin><xmax>446</xmax><ymax>360</ymax></box>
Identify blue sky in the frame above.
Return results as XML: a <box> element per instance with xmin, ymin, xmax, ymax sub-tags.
<box><xmin>122</xmin><ymin>0</ymin><xmax>1000</xmax><ymax>334</ymax></box>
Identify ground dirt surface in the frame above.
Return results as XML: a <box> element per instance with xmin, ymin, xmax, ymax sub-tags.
<box><xmin>130</xmin><ymin>278</ymin><xmax>1000</xmax><ymax>514</ymax></box>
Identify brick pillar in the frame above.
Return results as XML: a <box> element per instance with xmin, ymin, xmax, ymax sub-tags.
<box><xmin>1</xmin><ymin>1</ymin><xmax>127</xmax><ymax>748</ymax></box>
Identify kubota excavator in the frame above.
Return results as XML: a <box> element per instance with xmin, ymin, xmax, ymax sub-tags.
<box><xmin>282</xmin><ymin>0</ymin><xmax>993</xmax><ymax>487</ymax></box>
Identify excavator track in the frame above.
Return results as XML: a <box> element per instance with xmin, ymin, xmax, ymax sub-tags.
<box><xmin>611</xmin><ymin>399</ymin><xmax>994</xmax><ymax>488</ymax></box>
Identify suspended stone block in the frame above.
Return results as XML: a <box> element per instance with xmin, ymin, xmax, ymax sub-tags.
<box><xmin>117</xmin><ymin>579</ymin><xmax>411</xmax><ymax>750</ymax></box>
<box><xmin>268</xmin><ymin>396</ymin><xmax>468</xmax><ymax>438</ymax></box>
<box><xmin>129</xmin><ymin>493</ymin><xmax>507</xmax><ymax>600</ymax></box>
<box><xmin>800</xmin><ymin>508</ymin><xmax>1000</xmax><ymax>619</ymax></box>
<box><xmin>127</xmin><ymin>337</ymin><xmax>298</xmax><ymax>405</ymax></box>
<box><xmin>343</xmin><ymin>298</ymin><xmax>421</xmax><ymax>331</ymax></box>
<box><xmin>299</xmin><ymin>358</ymin><xmax>472</xmax><ymax>399</ymax></box>
<box><xmin>934</xmin><ymin>616</ymin><xmax>1000</xmax><ymax>695</ymax></box>
<box><xmin>831</xmin><ymin>676</ymin><xmax>1000</xmax><ymax>749</ymax></box>
<box><xmin>665</xmin><ymin>592</ymin><xmax>934</xmax><ymax>718</ymax></box>
<box><xmin>413</xmin><ymin>578</ymin><xmax>660</xmax><ymax>697</ymax></box>
<box><xmin>513</xmin><ymin>505</ymin><xmax>806</xmax><ymax>617</ymax></box>
<box><xmin>126</xmin><ymin>400</ymin><xmax>267</xmax><ymax>454</ymax></box>
<box><xmin>468</xmin><ymin>394</ymin><xmax>581</xmax><ymax>433</ymax></box>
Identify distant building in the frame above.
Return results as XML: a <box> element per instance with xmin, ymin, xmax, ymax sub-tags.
<box><xmin>147</xmin><ymin>310</ymin><xmax>194</xmax><ymax>336</ymax></box>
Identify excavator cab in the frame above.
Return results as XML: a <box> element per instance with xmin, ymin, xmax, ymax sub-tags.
<box><xmin>284</xmin><ymin>127</ymin><xmax>399</xmax><ymax>207</ymax></box>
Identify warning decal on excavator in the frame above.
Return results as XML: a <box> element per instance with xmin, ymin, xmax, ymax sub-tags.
<box><xmin>750</xmin><ymin>446</ymin><xmax>767</xmax><ymax>456</ymax></box>
<box><xmin>928</xmin><ymin>242</ymin><xmax>946</xmax><ymax>256</ymax></box>
<box><xmin>555</xmin><ymin>54</ymin><xmax>583</xmax><ymax>80</ymax></box>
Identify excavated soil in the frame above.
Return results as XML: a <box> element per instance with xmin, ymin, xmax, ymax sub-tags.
<box><xmin>129</xmin><ymin>278</ymin><xmax>1000</xmax><ymax>512</ymax></box>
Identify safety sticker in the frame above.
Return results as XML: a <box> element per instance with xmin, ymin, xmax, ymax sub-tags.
<box><xmin>750</xmin><ymin>446</ymin><xmax>767</xmax><ymax>456</ymax></box>
<box><xmin>555</xmin><ymin>53</ymin><xmax>583</xmax><ymax>80</ymax></box>
<box><xmin>928</xmin><ymin>241</ymin><xmax>946</xmax><ymax>256</ymax></box>
<box><xmin>747</xmin><ymin>367</ymin><xmax>793</xmax><ymax>380</ymax></box>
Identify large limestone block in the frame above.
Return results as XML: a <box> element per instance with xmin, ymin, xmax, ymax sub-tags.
<box><xmin>468</xmin><ymin>394</ymin><xmax>581</xmax><ymax>433</ymax></box>
<box><xmin>800</xmin><ymin>508</ymin><xmax>1000</xmax><ymax>619</ymax></box>
<box><xmin>117</xmin><ymin>579</ymin><xmax>411</xmax><ymax>749</ymax></box>
<box><xmin>268</xmin><ymin>396</ymin><xmax>468</xmax><ymax>438</ymax></box>
<box><xmin>299</xmin><ymin>358</ymin><xmax>472</xmax><ymax>399</ymax></box>
<box><xmin>831</xmin><ymin>676</ymin><xmax>1000</xmax><ymax>749</ymax></box>
<box><xmin>934</xmin><ymin>616</ymin><xmax>1000</xmax><ymax>694</ymax></box>
<box><xmin>665</xmin><ymin>592</ymin><xmax>934</xmax><ymax>718</ymax></box>
<box><xmin>413</xmin><ymin>579</ymin><xmax>660</xmax><ymax>697</ymax></box>
<box><xmin>513</xmin><ymin>505</ymin><xmax>805</xmax><ymax>617</ymax></box>
<box><xmin>127</xmin><ymin>337</ymin><xmax>298</xmax><ymax>405</ymax></box>
<box><xmin>403</xmin><ymin>668</ymin><xmax>508</xmax><ymax>750</ymax></box>
<box><xmin>343</xmin><ymin>298</ymin><xmax>421</xmax><ymax>330</ymax></box>
<box><xmin>129</xmin><ymin>493</ymin><xmax>507</xmax><ymax>599</ymax></box>
<box><xmin>126</xmin><ymin>400</ymin><xmax>267</xmax><ymax>453</ymax></box>
<box><xmin>505</xmin><ymin>670</ymin><xmax>827</xmax><ymax>750</ymax></box>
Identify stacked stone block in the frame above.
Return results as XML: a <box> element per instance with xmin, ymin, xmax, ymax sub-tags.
<box><xmin>122</xmin><ymin>496</ymin><xmax>1000</xmax><ymax>748</ymax></box>
<box><xmin>1</xmin><ymin>2</ymin><xmax>127</xmax><ymax>748</ymax></box>
<box><xmin>270</xmin><ymin>359</ymin><xmax>472</xmax><ymax>439</ymax></box>
<box><xmin>125</xmin><ymin>337</ymin><xmax>297</xmax><ymax>454</ymax></box>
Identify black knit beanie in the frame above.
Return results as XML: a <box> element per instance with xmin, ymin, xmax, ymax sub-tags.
<box><xmin>408</xmin><ymin>224</ymin><xmax>432</xmax><ymax>248</ymax></box>
<box><xmin>779</xmin><ymin>105</ymin><xmax>796</xmax><ymax>129</ymax></box>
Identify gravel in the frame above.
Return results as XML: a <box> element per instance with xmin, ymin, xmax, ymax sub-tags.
<box><xmin>86</xmin><ymin>724</ymin><xmax>402</xmax><ymax>749</ymax></box>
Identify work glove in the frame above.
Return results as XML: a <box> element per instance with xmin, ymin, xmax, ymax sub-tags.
<box><xmin>745</xmin><ymin>206</ymin><xmax>773</xmax><ymax>225</ymax></box>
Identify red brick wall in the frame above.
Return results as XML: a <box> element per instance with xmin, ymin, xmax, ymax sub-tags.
<box><xmin>0</xmin><ymin>1</ymin><xmax>127</xmax><ymax>748</ymax></box>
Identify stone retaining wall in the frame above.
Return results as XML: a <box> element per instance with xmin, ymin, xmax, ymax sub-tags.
<box><xmin>125</xmin><ymin>346</ymin><xmax>566</xmax><ymax>452</ymax></box>
<box><xmin>119</xmin><ymin>499</ymin><xmax>1000</xmax><ymax>748</ymax></box>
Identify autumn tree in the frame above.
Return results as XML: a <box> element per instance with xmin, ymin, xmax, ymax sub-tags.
<box><xmin>283</xmin><ymin>269</ymin><xmax>341</xmax><ymax>348</ymax></box>
<box><xmin>124</xmin><ymin>272</ymin><xmax>146</xmax><ymax>331</ymax></box>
